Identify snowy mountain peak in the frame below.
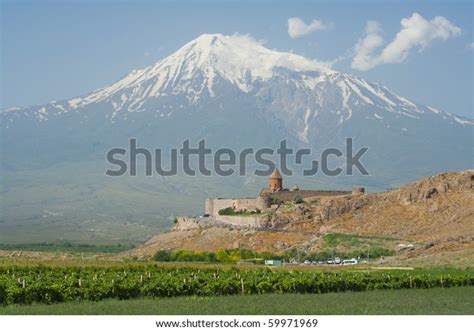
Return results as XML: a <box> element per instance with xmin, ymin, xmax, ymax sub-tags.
<box><xmin>61</xmin><ymin>34</ymin><xmax>337</xmax><ymax>110</ymax></box>
<box><xmin>173</xmin><ymin>33</ymin><xmax>335</xmax><ymax>78</ymax></box>
<box><xmin>2</xmin><ymin>33</ymin><xmax>472</xmax><ymax>132</ymax></box>
<box><xmin>1</xmin><ymin>36</ymin><xmax>472</xmax><ymax>194</ymax></box>
<box><xmin>142</xmin><ymin>33</ymin><xmax>336</xmax><ymax>94</ymax></box>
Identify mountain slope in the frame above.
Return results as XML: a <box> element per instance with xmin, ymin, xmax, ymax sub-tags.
<box><xmin>3</xmin><ymin>34</ymin><xmax>471</xmax><ymax>125</ymax></box>
<box><xmin>2</xmin><ymin>34</ymin><xmax>472</xmax><ymax>174</ymax></box>
<box><xmin>1</xmin><ymin>34</ymin><xmax>472</xmax><ymax>244</ymax></box>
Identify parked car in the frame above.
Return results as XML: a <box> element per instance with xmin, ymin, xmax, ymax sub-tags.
<box><xmin>303</xmin><ymin>260</ymin><xmax>311</xmax><ymax>265</ymax></box>
<box><xmin>342</xmin><ymin>259</ymin><xmax>359</xmax><ymax>265</ymax></box>
<box><xmin>326</xmin><ymin>259</ymin><xmax>334</xmax><ymax>264</ymax></box>
<box><xmin>334</xmin><ymin>258</ymin><xmax>341</xmax><ymax>264</ymax></box>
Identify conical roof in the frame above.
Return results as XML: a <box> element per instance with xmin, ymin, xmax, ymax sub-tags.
<box><xmin>270</xmin><ymin>168</ymin><xmax>282</xmax><ymax>179</ymax></box>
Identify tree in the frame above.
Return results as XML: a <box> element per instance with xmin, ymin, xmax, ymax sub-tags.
<box><xmin>153</xmin><ymin>250</ymin><xmax>171</xmax><ymax>261</ymax></box>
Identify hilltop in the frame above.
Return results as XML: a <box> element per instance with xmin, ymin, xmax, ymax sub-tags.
<box><xmin>129</xmin><ymin>170</ymin><xmax>474</xmax><ymax>266</ymax></box>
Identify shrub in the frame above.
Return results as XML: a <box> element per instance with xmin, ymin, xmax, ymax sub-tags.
<box><xmin>153</xmin><ymin>250</ymin><xmax>171</xmax><ymax>262</ymax></box>
<box><xmin>154</xmin><ymin>250</ymin><xmax>217</xmax><ymax>263</ymax></box>
<box><xmin>269</xmin><ymin>196</ymin><xmax>283</xmax><ymax>205</ymax></box>
<box><xmin>218</xmin><ymin>207</ymin><xmax>236</xmax><ymax>216</ymax></box>
<box><xmin>293</xmin><ymin>195</ymin><xmax>304</xmax><ymax>204</ymax></box>
<box><xmin>218</xmin><ymin>207</ymin><xmax>261</xmax><ymax>216</ymax></box>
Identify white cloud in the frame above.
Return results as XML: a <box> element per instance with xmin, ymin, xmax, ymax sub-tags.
<box><xmin>468</xmin><ymin>42</ymin><xmax>474</xmax><ymax>50</ymax></box>
<box><xmin>352</xmin><ymin>21</ymin><xmax>385</xmax><ymax>71</ymax></box>
<box><xmin>288</xmin><ymin>17</ymin><xmax>332</xmax><ymax>38</ymax></box>
<box><xmin>351</xmin><ymin>13</ymin><xmax>461</xmax><ymax>71</ymax></box>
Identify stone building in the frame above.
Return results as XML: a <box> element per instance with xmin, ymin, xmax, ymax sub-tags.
<box><xmin>268</xmin><ymin>168</ymin><xmax>283</xmax><ymax>192</ymax></box>
<box><xmin>179</xmin><ymin>168</ymin><xmax>366</xmax><ymax>229</ymax></box>
<box><xmin>204</xmin><ymin>168</ymin><xmax>285</xmax><ymax>217</ymax></box>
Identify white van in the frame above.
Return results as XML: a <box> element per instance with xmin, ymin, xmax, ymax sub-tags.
<box><xmin>342</xmin><ymin>259</ymin><xmax>359</xmax><ymax>265</ymax></box>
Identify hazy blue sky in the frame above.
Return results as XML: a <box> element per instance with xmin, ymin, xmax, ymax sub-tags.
<box><xmin>1</xmin><ymin>0</ymin><xmax>473</xmax><ymax>117</ymax></box>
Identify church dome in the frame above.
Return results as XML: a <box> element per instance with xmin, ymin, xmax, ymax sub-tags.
<box><xmin>270</xmin><ymin>168</ymin><xmax>282</xmax><ymax>179</ymax></box>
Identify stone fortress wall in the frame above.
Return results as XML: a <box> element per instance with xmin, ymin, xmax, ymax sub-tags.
<box><xmin>175</xmin><ymin>215</ymin><xmax>263</xmax><ymax>230</ymax></box>
<box><xmin>178</xmin><ymin>168</ymin><xmax>365</xmax><ymax>229</ymax></box>
<box><xmin>269</xmin><ymin>190</ymin><xmax>350</xmax><ymax>202</ymax></box>
<box><xmin>213</xmin><ymin>215</ymin><xmax>263</xmax><ymax>227</ymax></box>
<box><xmin>174</xmin><ymin>216</ymin><xmax>224</xmax><ymax>230</ymax></box>
<box><xmin>205</xmin><ymin>197</ymin><xmax>268</xmax><ymax>217</ymax></box>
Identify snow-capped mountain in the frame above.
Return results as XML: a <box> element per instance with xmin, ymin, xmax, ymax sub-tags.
<box><xmin>1</xmin><ymin>33</ymin><xmax>473</xmax><ymax>184</ymax></box>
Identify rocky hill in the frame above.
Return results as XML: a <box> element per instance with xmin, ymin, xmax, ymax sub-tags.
<box><xmin>130</xmin><ymin>170</ymin><xmax>474</xmax><ymax>266</ymax></box>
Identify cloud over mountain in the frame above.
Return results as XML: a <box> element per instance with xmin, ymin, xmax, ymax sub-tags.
<box><xmin>352</xmin><ymin>13</ymin><xmax>461</xmax><ymax>71</ymax></box>
<box><xmin>287</xmin><ymin>17</ymin><xmax>332</xmax><ymax>38</ymax></box>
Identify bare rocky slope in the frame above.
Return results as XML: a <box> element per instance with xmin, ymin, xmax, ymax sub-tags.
<box><xmin>130</xmin><ymin>170</ymin><xmax>473</xmax><ymax>265</ymax></box>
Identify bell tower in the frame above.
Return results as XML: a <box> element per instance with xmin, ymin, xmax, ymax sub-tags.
<box><xmin>268</xmin><ymin>168</ymin><xmax>283</xmax><ymax>192</ymax></box>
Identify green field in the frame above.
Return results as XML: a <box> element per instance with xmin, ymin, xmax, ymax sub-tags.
<box><xmin>1</xmin><ymin>287</ymin><xmax>473</xmax><ymax>315</ymax></box>
<box><xmin>0</xmin><ymin>160</ymin><xmax>268</xmax><ymax>245</ymax></box>
<box><xmin>0</xmin><ymin>243</ymin><xmax>133</xmax><ymax>254</ymax></box>
<box><xmin>0</xmin><ymin>260</ymin><xmax>472</xmax><ymax>315</ymax></box>
<box><xmin>0</xmin><ymin>159</ymin><xmax>380</xmax><ymax>245</ymax></box>
<box><xmin>1</xmin><ymin>263</ymin><xmax>472</xmax><ymax>307</ymax></box>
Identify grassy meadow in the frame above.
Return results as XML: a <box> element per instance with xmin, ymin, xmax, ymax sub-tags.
<box><xmin>1</xmin><ymin>287</ymin><xmax>472</xmax><ymax>315</ymax></box>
